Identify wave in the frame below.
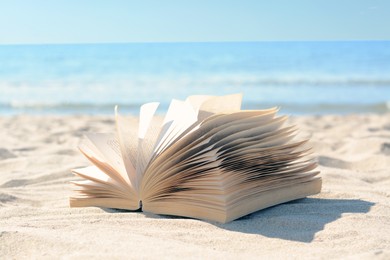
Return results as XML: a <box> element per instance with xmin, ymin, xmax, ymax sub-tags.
<box><xmin>1</xmin><ymin>100</ymin><xmax>389</xmax><ymax>115</ymax></box>
<box><xmin>245</xmin><ymin>101</ymin><xmax>390</xmax><ymax>114</ymax></box>
<box><xmin>1</xmin><ymin>75</ymin><xmax>390</xmax><ymax>89</ymax></box>
<box><xmin>185</xmin><ymin>75</ymin><xmax>390</xmax><ymax>86</ymax></box>
<box><xmin>0</xmin><ymin>101</ymin><xmax>143</xmax><ymax>112</ymax></box>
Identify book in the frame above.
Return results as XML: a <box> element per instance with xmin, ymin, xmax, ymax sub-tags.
<box><xmin>69</xmin><ymin>94</ymin><xmax>321</xmax><ymax>223</ymax></box>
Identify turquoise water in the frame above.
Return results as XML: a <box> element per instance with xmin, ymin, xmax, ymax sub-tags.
<box><xmin>0</xmin><ymin>41</ymin><xmax>389</xmax><ymax>115</ymax></box>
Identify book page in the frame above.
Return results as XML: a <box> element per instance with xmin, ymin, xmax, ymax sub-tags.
<box><xmin>197</xmin><ymin>93</ymin><xmax>242</xmax><ymax>121</ymax></box>
<box><xmin>185</xmin><ymin>95</ymin><xmax>212</xmax><ymax>112</ymax></box>
<box><xmin>211</xmin><ymin>116</ymin><xmax>288</xmax><ymax>148</ymax></box>
<box><xmin>169</xmin><ymin>109</ymin><xmax>278</xmax><ymax>162</ymax></box>
<box><xmin>136</xmin><ymin>102</ymin><xmax>160</xmax><ymax>190</ymax></box>
<box><xmin>85</xmin><ymin>133</ymin><xmax>132</xmax><ymax>187</ymax></box>
<box><xmin>78</xmin><ymin>140</ymin><xmax>136</xmax><ymax>192</ymax></box>
<box><xmin>152</xmin><ymin>99</ymin><xmax>198</xmax><ymax>156</ymax></box>
<box><xmin>151</xmin><ymin>94</ymin><xmax>244</xmax><ymax>160</ymax></box>
<box><xmin>142</xmin><ymin>109</ymin><xmax>278</xmax><ymax>188</ymax></box>
<box><xmin>72</xmin><ymin>166</ymin><xmax>134</xmax><ymax>197</ymax></box>
<box><xmin>115</xmin><ymin>107</ymin><xmax>138</xmax><ymax>189</ymax></box>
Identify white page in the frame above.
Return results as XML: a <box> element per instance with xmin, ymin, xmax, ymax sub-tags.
<box><xmin>72</xmin><ymin>166</ymin><xmax>136</xmax><ymax>197</ymax></box>
<box><xmin>73</xmin><ymin>166</ymin><xmax>112</xmax><ymax>183</ymax></box>
<box><xmin>85</xmin><ymin>133</ymin><xmax>132</xmax><ymax>186</ymax></box>
<box><xmin>185</xmin><ymin>95</ymin><xmax>213</xmax><ymax>112</ymax></box>
<box><xmin>152</xmin><ymin>99</ymin><xmax>198</xmax><ymax>156</ymax></box>
<box><xmin>197</xmin><ymin>93</ymin><xmax>243</xmax><ymax>121</ymax></box>
<box><xmin>154</xmin><ymin>94</ymin><xmax>243</xmax><ymax>156</ymax></box>
<box><xmin>115</xmin><ymin>107</ymin><xmax>138</xmax><ymax>189</ymax></box>
<box><xmin>136</xmin><ymin>102</ymin><xmax>160</xmax><ymax>189</ymax></box>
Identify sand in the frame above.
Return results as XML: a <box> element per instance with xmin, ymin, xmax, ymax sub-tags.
<box><xmin>1</xmin><ymin>113</ymin><xmax>390</xmax><ymax>259</ymax></box>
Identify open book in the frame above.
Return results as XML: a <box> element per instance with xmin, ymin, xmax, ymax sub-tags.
<box><xmin>70</xmin><ymin>94</ymin><xmax>321</xmax><ymax>223</ymax></box>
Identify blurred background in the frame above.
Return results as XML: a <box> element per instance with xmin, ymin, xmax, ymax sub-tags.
<box><xmin>1</xmin><ymin>1</ymin><xmax>389</xmax><ymax>115</ymax></box>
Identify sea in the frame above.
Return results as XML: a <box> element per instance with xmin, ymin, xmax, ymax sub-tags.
<box><xmin>1</xmin><ymin>41</ymin><xmax>389</xmax><ymax>115</ymax></box>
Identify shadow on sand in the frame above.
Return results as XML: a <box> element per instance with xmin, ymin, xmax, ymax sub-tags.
<box><xmin>214</xmin><ymin>198</ymin><xmax>374</xmax><ymax>243</ymax></box>
<box><xmin>103</xmin><ymin>198</ymin><xmax>373</xmax><ymax>243</ymax></box>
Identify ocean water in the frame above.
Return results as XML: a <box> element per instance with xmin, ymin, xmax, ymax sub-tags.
<box><xmin>0</xmin><ymin>41</ymin><xmax>389</xmax><ymax>115</ymax></box>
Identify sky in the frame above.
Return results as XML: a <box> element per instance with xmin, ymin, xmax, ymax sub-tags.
<box><xmin>0</xmin><ymin>0</ymin><xmax>389</xmax><ymax>44</ymax></box>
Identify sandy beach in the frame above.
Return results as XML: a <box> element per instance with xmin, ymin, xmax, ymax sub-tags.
<box><xmin>1</xmin><ymin>113</ymin><xmax>390</xmax><ymax>259</ymax></box>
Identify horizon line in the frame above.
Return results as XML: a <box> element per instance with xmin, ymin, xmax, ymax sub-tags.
<box><xmin>1</xmin><ymin>39</ymin><xmax>390</xmax><ymax>46</ymax></box>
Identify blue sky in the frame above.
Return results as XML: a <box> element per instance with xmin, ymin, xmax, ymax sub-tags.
<box><xmin>0</xmin><ymin>0</ymin><xmax>389</xmax><ymax>44</ymax></box>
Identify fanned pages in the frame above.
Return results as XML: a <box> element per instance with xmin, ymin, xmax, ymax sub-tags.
<box><xmin>70</xmin><ymin>94</ymin><xmax>321</xmax><ymax>223</ymax></box>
